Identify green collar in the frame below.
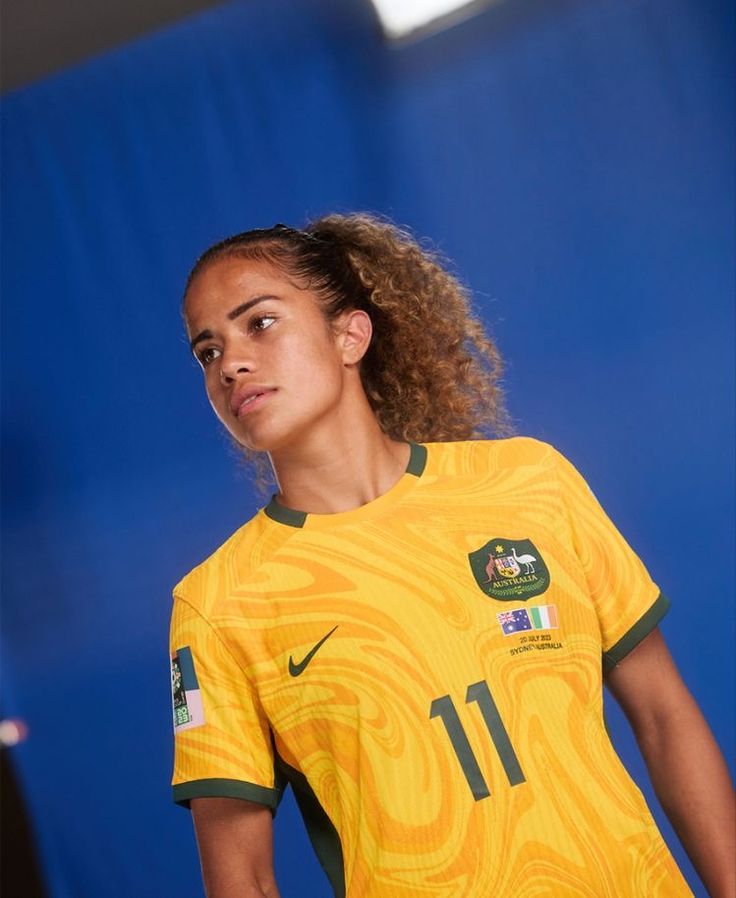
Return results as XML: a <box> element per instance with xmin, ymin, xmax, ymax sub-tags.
<box><xmin>264</xmin><ymin>442</ymin><xmax>428</xmax><ymax>529</ymax></box>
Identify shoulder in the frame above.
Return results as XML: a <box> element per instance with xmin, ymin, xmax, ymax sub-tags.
<box><xmin>424</xmin><ymin>435</ymin><xmax>559</xmax><ymax>475</ymax></box>
<box><xmin>172</xmin><ymin>509</ymin><xmax>273</xmax><ymax>617</ymax></box>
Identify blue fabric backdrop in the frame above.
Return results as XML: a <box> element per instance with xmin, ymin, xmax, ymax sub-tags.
<box><xmin>1</xmin><ymin>0</ymin><xmax>733</xmax><ymax>895</ymax></box>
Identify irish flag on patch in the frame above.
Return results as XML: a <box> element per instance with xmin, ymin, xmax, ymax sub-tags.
<box><xmin>497</xmin><ymin>604</ymin><xmax>559</xmax><ymax>636</ymax></box>
<box><xmin>529</xmin><ymin>604</ymin><xmax>558</xmax><ymax>630</ymax></box>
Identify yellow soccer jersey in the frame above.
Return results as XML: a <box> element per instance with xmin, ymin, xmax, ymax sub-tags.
<box><xmin>169</xmin><ymin>437</ymin><xmax>692</xmax><ymax>898</ymax></box>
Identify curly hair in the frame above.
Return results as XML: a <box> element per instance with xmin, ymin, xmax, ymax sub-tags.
<box><xmin>185</xmin><ymin>213</ymin><xmax>512</xmax><ymax>486</ymax></box>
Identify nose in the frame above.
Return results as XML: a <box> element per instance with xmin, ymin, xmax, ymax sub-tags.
<box><xmin>219</xmin><ymin>350</ymin><xmax>252</xmax><ymax>385</ymax></box>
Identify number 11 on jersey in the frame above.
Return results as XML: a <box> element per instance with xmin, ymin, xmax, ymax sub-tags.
<box><xmin>430</xmin><ymin>679</ymin><xmax>525</xmax><ymax>801</ymax></box>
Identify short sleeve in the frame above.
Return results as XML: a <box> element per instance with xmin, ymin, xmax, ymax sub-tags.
<box><xmin>169</xmin><ymin>594</ymin><xmax>283</xmax><ymax>809</ymax></box>
<box><xmin>550</xmin><ymin>446</ymin><xmax>669</xmax><ymax>673</ymax></box>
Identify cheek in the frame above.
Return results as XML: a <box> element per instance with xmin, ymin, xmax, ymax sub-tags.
<box><xmin>203</xmin><ymin>374</ymin><xmax>228</xmax><ymax>419</ymax></box>
<box><xmin>294</xmin><ymin>348</ymin><xmax>343</xmax><ymax>396</ymax></box>
<box><xmin>287</xmin><ymin>324</ymin><xmax>342</xmax><ymax>375</ymax></box>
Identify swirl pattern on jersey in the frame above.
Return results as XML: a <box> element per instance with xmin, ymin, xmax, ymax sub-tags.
<box><xmin>171</xmin><ymin>438</ymin><xmax>692</xmax><ymax>897</ymax></box>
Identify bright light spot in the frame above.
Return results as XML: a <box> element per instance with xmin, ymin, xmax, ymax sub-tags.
<box><xmin>0</xmin><ymin>718</ymin><xmax>28</xmax><ymax>747</ymax></box>
<box><xmin>369</xmin><ymin>0</ymin><xmax>496</xmax><ymax>40</ymax></box>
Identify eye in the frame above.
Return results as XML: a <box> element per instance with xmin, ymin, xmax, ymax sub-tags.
<box><xmin>198</xmin><ymin>346</ymin><xmax>222</xmax><ymax>368</ymax></box>
<box><xmin>250</xmin><ymin>315</ymin><xmax>276</xmax><ymax>333</ymax></box>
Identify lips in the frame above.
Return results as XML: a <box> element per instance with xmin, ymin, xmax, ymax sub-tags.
<box><xmin>230</xmin><ymin>387</ymin><xmax>276</xmax><ymax>418</ymax></box>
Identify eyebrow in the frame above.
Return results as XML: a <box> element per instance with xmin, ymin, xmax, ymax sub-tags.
<box><xmin>189</xmin><ymin>295</ymin><xmax>281</xmax><ymax>352</ymax></box>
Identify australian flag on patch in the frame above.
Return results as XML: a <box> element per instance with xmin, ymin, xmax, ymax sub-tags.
<box><xmin>497</xmin><ymin>608</ymin><xmax>533</xmax><ymax>636</ymax></box>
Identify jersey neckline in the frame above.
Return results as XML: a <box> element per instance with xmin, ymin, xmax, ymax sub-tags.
<box><xmin>262</xmin><ymin>442</ymin><xmax>428</xmax><ymax>530</ymax></box>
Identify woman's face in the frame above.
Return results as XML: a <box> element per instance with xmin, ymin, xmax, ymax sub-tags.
<box><xmin>184</xmin><ymin>256</ymin><xmax>351</xmax><ymax>454</ymax></box>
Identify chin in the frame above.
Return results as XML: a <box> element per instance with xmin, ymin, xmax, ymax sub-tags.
<box><xmin>245</xmin><ymin>420</ymin><xmax>316</xmax><ymax>457</ymax></box>
<box><xmin>231</xmin><ymin>430</ymin><xmax>269</xmax><ymax>454</ymax></box>
<box><xmin>230</xmin><ymin>405</ymin><xmax>332</xmax><ymax>456</ymax></box>
<box><xmin>232</xmin><ymin>424</ymin><xmax>287</xmax><ymax>455</ymax></box>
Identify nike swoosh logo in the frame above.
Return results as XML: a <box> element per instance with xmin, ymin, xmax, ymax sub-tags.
<box><xmin>288</xmin><ymin>626</ymin><xmax>338</xmax><ymax>677</ymax></box>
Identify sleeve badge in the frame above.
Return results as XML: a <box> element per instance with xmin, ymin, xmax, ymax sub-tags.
<box><xmin>170</xmin><ymin>645</ymin><xmax>206</xmax><ymax>731</ymax></box>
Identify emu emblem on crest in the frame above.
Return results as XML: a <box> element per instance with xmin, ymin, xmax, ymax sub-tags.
<box><xmin>468</xmin><ymin>537</ymin><xmax>550</xmax><ymax>601</ymax></box>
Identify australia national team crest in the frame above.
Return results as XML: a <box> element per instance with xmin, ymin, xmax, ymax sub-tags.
<box><xmin>468</xmin><ymin>537</ymin><xmax>550</xmax><ymax>601</ymax></box>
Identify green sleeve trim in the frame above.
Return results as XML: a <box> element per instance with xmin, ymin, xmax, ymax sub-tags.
<box><xmin>173</xmin><ymin>778</ymin><xmax>281</xmax><ymax>810</ymax></box>
<box><xmin>602</xmin><ymin>591</ymin><xmax>670</xmax><ymax>674</ymax></box>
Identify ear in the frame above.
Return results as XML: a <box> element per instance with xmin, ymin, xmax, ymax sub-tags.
<box><xmin>336</xmin><ymin>309</ymin><xmax>373</xmax><ymax>366</ymax></box>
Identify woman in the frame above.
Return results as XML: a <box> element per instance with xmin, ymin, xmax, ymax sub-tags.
<box><xmin>169</xmin><ymin>215</ymin><xmax>734</xmax><ymax>898</ymax></box>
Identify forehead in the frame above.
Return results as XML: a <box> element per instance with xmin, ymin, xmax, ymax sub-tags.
<box><xmin>184</xmin><ymin>256</ymin><xmax>308</xmax><ymax>328</ymax></box>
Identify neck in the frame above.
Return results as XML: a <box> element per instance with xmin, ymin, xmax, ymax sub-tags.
<box><xmin>268</xmin><ymin>402</ymin><xmax>411</xmax><ymax>515</ymax></box>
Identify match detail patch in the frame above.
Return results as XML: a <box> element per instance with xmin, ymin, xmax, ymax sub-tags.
<box><xmin>171</xmin><ymin>645</ymin><xmax>205</xmax><ymax>731</ymax></box>
<box><xmin>497</xmin><ymin>604</ymin><xmax>559</xmax><ymax>636</ymax></box>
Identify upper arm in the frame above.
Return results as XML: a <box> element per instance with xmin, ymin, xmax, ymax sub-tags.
<box><xmin>169</xmin><ymin>597</ymin><xmax>281</xmax><ymax>808</ymax></box>
<box><xmin>192</xmin><ymin>797</ymin><xmax>278</xmax><ymax>898</ymax></box>
<box><xmin>548</xmin><ymin>446</ymin><xmax>668</xmax><ymax>667</ymax></box>
<box><xmin>605</xmin><ymin>627</ymin><xmax>698</xmax><ymax>739</ymax></box>
<box><xmin>169</xmin><ymin>598</ymin><xmax>283</xmax><ymax>895</ymax></box>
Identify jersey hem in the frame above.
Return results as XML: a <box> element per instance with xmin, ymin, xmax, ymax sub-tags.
<box><xmin>602</xmin><ymin>591</ymin><xmax>669</xmax><ymax>674</ymax></box>
<box><xmin>172</xmin><ymin>778</ymin><xmax>280</xmax><ymax>810</ymax></box>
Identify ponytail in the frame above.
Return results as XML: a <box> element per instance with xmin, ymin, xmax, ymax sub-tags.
<box><xmin>304</xmin><ymin>213</ymin><xmax>510</xmax><ymax>444</ymax></box>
